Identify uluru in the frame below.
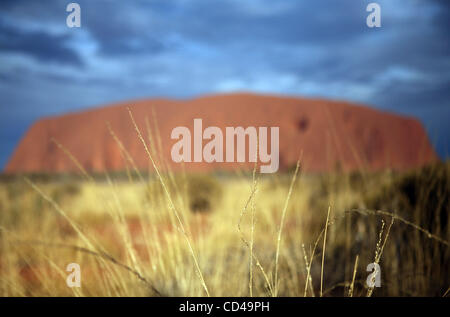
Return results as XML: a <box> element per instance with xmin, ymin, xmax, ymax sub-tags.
<box><xmin>4</xmin><ymin>93</ymin><xmax>438</xmax><ymax>174</ymax></box>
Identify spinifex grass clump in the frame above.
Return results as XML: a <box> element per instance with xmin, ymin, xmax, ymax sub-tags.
<box><xmin>364</xmin><ymin>162</ymin><xmax>449</xmax><ymax>233</ymax></box>
<box><xmin>186</xmin><ymin>174</ymin><xmax>223</xmax><ymax>213</ymax></box>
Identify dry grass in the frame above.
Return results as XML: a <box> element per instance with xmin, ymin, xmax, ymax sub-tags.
<box><xmin>0</xmin><ymin>162</ymin><xmax>448</xmax><ymax>296</ymax></box>
<box><xmin>0</xmin><ymin>118</ymin><xmax>448</xmax><ymax>297</ymax></box>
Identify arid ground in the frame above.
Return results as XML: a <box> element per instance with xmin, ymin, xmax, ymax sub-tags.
<box><xmin>0</xmin><ymin>160</ymin><xmax>448</xmax><ymax>296</ymax></box>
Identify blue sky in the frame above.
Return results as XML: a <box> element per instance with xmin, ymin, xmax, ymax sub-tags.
<box><xmin>0</xmin><ymin>0</ymin><xmax>449</xmax><ymax>169</ymax></box>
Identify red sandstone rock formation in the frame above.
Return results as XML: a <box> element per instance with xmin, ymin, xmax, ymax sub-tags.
<box><xmin>4</xmin><ymin>93</ymin><xmax>438</xmax><ymax>174</ymax></box>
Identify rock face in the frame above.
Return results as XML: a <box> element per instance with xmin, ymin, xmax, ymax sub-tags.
<box><xmin>4</xmin><ymin>93</ymin><xmax>438</xmax><ymax>174</ymax></box>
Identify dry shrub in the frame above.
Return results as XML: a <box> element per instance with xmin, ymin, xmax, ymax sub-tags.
<box><xmin>186</xmin><ymin>174</ymin><xmax>222</xmax><ymax>213</ymax></box>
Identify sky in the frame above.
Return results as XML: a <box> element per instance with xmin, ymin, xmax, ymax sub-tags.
<box><xmin>0</xmin><ymin>0</ymin><xmax>449</xmax><ymax>169</ymax></box>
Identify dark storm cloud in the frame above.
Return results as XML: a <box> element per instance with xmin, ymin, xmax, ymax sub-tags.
<box><xmin>79</xmin><ymin>2</ymin><xmax>167</xmax><ymax>56</ymax></box>
<box><xmin>0</xmin><ymin>19</ymin><xmax>83</xmax><ymax>66</ymax></box>
<box><xmin>172</xmin><ymin>1</ymin><xmax>367</xmax><ymax>45</ymax></box>
<box><xmin>0</xmin><ymin>0</ymin><xmax>449</xmax><ymax>168</ymax></box>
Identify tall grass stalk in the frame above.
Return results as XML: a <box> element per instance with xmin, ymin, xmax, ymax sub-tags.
<box><xmin>320</xmin><ymin>205</ymin><xmax>331</xmax><ymax>297</ymax></box>
<box><xmin>127</xmin><ymin>108</ymin><xmax>210</xmax><ymax>297</ymax></box>
<box><xmin>348</xmin><ymin>255</ymin><xmax>359</xmax><ymax>297</ymax></box>
<box><xmin>274</xmin><ymin>159</ymin><xmax>301</xmax><ymax>296</ymax></box>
